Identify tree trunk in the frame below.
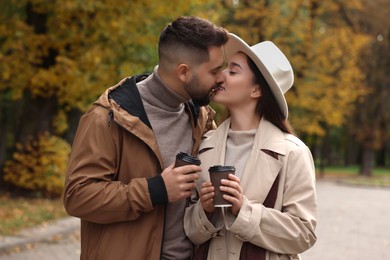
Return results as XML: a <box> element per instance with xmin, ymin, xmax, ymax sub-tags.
<box><xmin>64</xmin><ymin>108</ymin><xmax>83</xmax><ymax>144</ymax></box>
<box><xmin>323</xmin><ymin>130</ymin><xmax>332</xmax><ymax>166</ymax></box>
<box><xmin>15</xmin><ymin>92</ymin><xmax>58</xmax><ymax>143</ymax></box>
<box><xmin>0</xmin><ymin>93</ymin><xmax>7</xmax><ymax>182</ymax></box>
<box><xmin>0</xmin><ymin>91</ymin><xmax>25</xmax><ymax>183</ymax></box>
<box><xmin>376</xmin><ymin>147</ymin><xmax>385</xmax><ymax>167</ymax></box>
<box><xmin>344</xmin><ymin>132</ymin><xmax>358</xmax><ymax>166</ymax></box>
<box><xmin>360</xmin><ymin>147</ymin><xmax>374</xmax><ymax>176</ymax></box>
<box><xmin>309</xmin><ymin>135</ymin><xmax>323</xmax><ymax>177</ymax></box>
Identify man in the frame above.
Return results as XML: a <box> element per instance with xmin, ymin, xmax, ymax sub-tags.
<box><xmin>63</xmin><ymin>16</ymin><xmax>228</xmax><ymax>260</ymax></box>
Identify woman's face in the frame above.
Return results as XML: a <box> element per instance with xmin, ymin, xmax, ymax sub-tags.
<box><xmin>211</xmin><ymin>52</ymin><xmax>260</xmax><ymax>107</ymax></box>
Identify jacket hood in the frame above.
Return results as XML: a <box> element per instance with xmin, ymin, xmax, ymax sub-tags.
<box><xmin>93</xmin><ymin>74</ymin><xmax>216</xmax><ymax>157</ymax></box>
<box><xmin>93</xmin><ymin>75</ymin><xmax>160</xmax><ymax>160</ymax></box>
<box><xmin>95</xmin><ymin>75</ymin><xmax>151</xmax><ymax>124</ymax></box>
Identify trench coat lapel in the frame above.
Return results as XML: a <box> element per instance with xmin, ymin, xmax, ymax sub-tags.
<box><xmin>200</xmin><ymin>118</ymin><xmax>286</xmax><ymax>204</ymax></box>
<box><xmin>199</xmin><ymin>119</ymin><xmax>230</xmax><ymax>169</ymax></box>
<box><xmin>240</xmin><ymin>119</ymin><xmax>286</xmax><ymax>203</ymax></box>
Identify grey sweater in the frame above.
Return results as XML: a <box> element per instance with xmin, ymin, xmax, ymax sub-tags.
<box><xmin>137</xmin><ymin>67</ymin><xmax>193</xmax><ymax>260</ymax></box>
<box><xmin>225</xmin><ymin>129</ymin><xmax>256</xmax><ymax>179</ymax></box>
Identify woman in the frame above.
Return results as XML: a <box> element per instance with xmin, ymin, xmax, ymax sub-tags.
<box><xmin>184</xmin><ymin>33</ymin><xmax>317</xmax><ymax>260</ymax></box>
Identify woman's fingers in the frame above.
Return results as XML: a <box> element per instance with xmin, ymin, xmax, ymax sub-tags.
<box><xmin>221</xmin><ymin>174</ymin><xmax>242</xmax><ymax>194</ymax></box>
<box><xmin>200</xmin><ymin>181</ymin><xmax>215</xmax><ymax>213</ymax></box>
<box><xmin>220</xmin><ymin>174</ymin><xmax>243</xmax><ymax>215</ymax></box>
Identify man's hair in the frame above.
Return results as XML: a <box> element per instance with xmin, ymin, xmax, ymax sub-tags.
<box><xmin>158</xmin><ymin>16</ymin><xmax>228</xmax><ymax>67</ymax></box>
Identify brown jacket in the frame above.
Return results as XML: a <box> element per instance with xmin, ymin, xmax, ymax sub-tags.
<box><xmin>63</xmin><ymin>75</ymin><xmax>215</xmax><ymax>260</ymax></box>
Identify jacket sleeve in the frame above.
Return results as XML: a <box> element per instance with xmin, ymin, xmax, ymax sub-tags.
<box><xmin>184</xmin><ymin>200</ymin><xmax>224</xmax><ymax>245</ymax></box>
<box><xmin>227</xmin><ymin>146</ymin><xmax>317</xmax><ymax>254</ymax></box>
<box><xmin>63</xmin><ymin>109</ymin><xmax>159</xmax><ymax>224</ymax></box>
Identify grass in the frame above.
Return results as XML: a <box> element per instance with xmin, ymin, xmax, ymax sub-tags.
<box><xmin>0</xmin><ymin>193</ymin><xmax>68</xmax><ymax>236</ymax></box>
<box><xmin>317</xmin><ymin>165</ymin><xmax>390</xmax><ymax>176</ymax></box>
<box><xmin>340</xmin><ymin>176</ymin><xmax>390</xmax><ymax>187</ymax></box>
<box><xmin>317</xmin><ymin>166</ymin><xmax>390</xmax><ymax>187</ymax></box>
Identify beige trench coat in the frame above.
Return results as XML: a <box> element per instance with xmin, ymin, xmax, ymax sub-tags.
<box><xmin>184</xmin><ymin>118</ymin><xmax>317</xmax><ymax>260</ymax></box>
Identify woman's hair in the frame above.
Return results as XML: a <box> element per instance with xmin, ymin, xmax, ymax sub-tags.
<box><xmin>246</xmin><ymin>56</ymin><xmax>294</xmax><ymax>134</ymax></box>
<box><xmin>158</xmin><ymin>16</ymin><xmax>228</xmax><ymax>66</ymax></box>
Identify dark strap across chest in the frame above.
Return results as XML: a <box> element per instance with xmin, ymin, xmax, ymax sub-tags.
<box><xmin>239</xmin><ymin>174</ymin><xmax>280</xmax><ymax>260</ymax></box>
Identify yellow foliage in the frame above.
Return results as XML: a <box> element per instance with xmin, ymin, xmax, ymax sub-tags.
<box><xmin>3</xmin><ymin>133</ymin><xmax>71</xmax><ymax>197</ymax></box>
<box><xmin>52</xmin><ymin>110</ymin><xmax>68</xmax><ymax>135</ymax></box>
<box><xmin>0</xmin><ymin>0</ymin><xmax>221</xmax><ymax>112</ymax></box>
<box><xmin>221</xmin><ymin>0</ymin><xmax>370</xmax><ymax>136</ymax></box>
<box><xmin>0</xmin><ymin>0</ymin><xmax>376</xmax><ymax>141</ymax></box>
<box><xmin>289</xmin><ymin>26</ymin><xmax>369</xmax><ymax>136</ymax></box>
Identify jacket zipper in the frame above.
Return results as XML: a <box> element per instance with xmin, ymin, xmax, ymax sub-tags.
<box><xmin>107</xmin><ymin>110</ymin><xmax>114</xmax><ymax>127</ymax></box>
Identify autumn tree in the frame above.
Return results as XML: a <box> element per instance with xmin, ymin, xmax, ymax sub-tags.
<box><xmin>347</xmin><ymin>0</ymin><xmax>390</xmax><ymax>176</ymax></box>
<box><xmin>219</xmin><ymin>0</ymin><xmax>369</xmax><ymax>171</ymax></box>
<box><xmin>0</xmin><ymin>0</ymin><xmax>217</xmax><ymax>185</ymax></box>
<box><xmin>222</xmin><ymin>0</ymin><xmax>368</xmax><ymax>132</ymax></box>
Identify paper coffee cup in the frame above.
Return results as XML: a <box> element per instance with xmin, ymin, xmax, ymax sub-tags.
<box><xmin>208</xmin><ymin>165</ymin><xmax>236</xmax><ymax>207</ymax></box>
<box><xmin>174</xmin><ymin>152</ymin><xmax>201</xmax><ymax>167</ymax></box>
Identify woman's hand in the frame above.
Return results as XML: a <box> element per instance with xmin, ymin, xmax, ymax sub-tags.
<box><xmin>200</xmin><ymin>181</ymin><xmax>215</xmax><ymax>217</ymax></box>
<box><xmin>220</xmin><ymin>174</ymin><xmax>243</xmax><ymax>216</ymax></box>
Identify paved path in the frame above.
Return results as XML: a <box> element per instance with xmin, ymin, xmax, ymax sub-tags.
<box><xmin>0</xmin><ymin>180</ymin><xmax>389</xmax><ymax>259</ymax></box>
<box><xmin>0</xmin><ymin>232</ymin><xmax>80</xmax><ymax>260</ymax></box>
<box><xmin>301</xmin><ymin>180</ymin><xmax>390</xmax><ymax>259</ymax></box>
<box><xmin>0</xmin><ymin>217</ymin><xmax>80</xmax><ymax>260</ymax></box>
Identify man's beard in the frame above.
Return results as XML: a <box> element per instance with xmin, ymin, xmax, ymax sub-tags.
<box><xmin>185</xmin><ymin>75</ymin><xmax>212</xmax><ymax>106</ymax></box>
<box><xmin>192</xmin><ymin>94</ymin><xmax>211</xmax><ymax>106</ymax></box>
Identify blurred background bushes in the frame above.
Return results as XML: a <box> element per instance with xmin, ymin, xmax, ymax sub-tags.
<box><xmin>3</xmin><ymin>132</ymin><xmax>70</xmax><ymax>197</ymax></box>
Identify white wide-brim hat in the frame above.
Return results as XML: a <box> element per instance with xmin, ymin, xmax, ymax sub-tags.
<box><xmin>224</xmin><ymin>33</ymin><xmax>294</xmax><ymax>119</ymax></box>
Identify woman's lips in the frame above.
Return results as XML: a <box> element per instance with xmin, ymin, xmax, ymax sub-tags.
<box><xmin>209</xmin><ymin>86</ymin><xmax>225</xmax><ymax>98</ymax></box>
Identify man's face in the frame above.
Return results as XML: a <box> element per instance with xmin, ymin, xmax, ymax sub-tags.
<box><xmin>184</xmin><ymin>46</ymin><xmax>225</xmax><ymax>106</ymax></box>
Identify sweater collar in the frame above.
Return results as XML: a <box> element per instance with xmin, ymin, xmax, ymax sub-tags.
<box><xmin>228</xmin><ymin>129</ymin><xmax>256</xmax><ymax>146</ymax></box>
<box><xmin>138</xmin><ymin>66</ymin><xmax>188</xmax><ymax>112</ymax></box>
<box><xmin>200</xmin><ymin>117</ymin><xmax>287</xmax><ymax>156</ymax></box>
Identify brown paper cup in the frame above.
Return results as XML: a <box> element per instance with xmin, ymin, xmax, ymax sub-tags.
<box><xmin>208</xmin><ymin>165</ymin><xmax>236</xmax><ymax>207</ymax></box>
<box><xmin>174</xmin><ymin>152</ymin><xmax>201</xmax><ymax>167</ymax></box>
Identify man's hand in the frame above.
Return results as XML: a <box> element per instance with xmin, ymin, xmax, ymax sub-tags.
<box><xmin>161</xmin><ymin>163</ymin><xmax>201</xmax><ymax>203</ymax></box>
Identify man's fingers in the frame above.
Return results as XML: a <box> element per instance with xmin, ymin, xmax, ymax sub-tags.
<box><xmin>173</xmin><ymin>164</ymin><xmax>202</xmax><ymax>175</ymax></box>
<box><xmin>181</xmin><ymin>181</ymin><xmax>197</xmax><ymax>191</ymax></box>
<box><xmin>182</xmin><ymin>173</ymin><xmax>199</xmax><ymax>182</ymax></box>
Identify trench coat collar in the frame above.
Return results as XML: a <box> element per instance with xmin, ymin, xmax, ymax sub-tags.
<box><xmin>199</xmin><ymin>117</ymin><xmax>286</xmax><ymax>202</ymax></box>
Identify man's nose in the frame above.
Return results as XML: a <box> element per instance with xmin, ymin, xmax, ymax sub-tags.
<box><xmin>215</xmin><ymin>70</ymin><xmax>226</xmax><ymax>84</ymax></box>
